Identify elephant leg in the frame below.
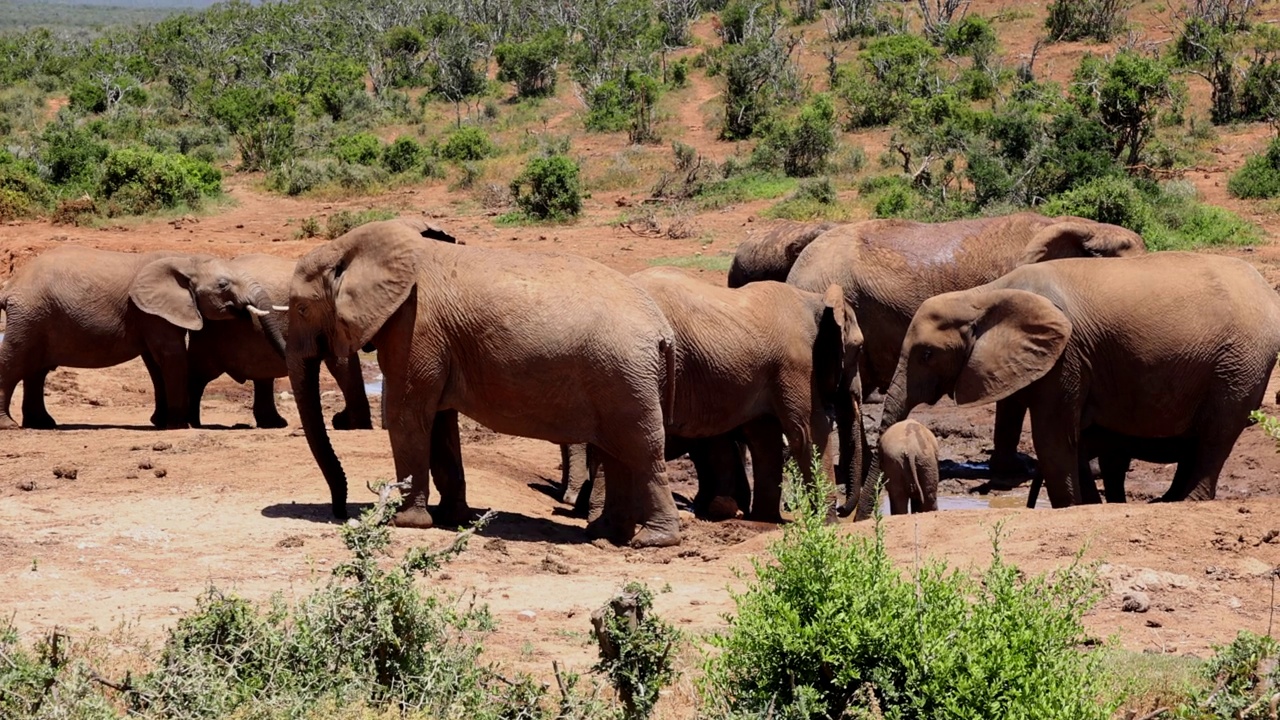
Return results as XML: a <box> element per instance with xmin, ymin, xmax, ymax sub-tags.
<box><xmin>429</xmin><ymin>409</ymin><xmax>472</xmax><ymax>525</ymax></box>
<box><xmin>587</xmin><ymin>430</ymin><xmax>680</xmax><ymax>548</ymax></box>
<box><xmin>1100</xmin><ymin>453</ymin><xmax>1129</xmax><ymax>503</ymax></box>
<box><xmin>385</xmin><ymin>395</ymin><xmax>438</xmax><ymax>529</ymax></box>
<box><xmin>883</xmin><ymin>458</ymin><xmax>909</xmax><ymax>515</ymax></box>
<box><xmin>140</xmin><ymin>351</ymin><xmax>169</xmax><ymax>429</ymax></box>
<box><xmin>561</xmin><ymin>443</ymin><xmax>595</xmax><ymax>508</ymax></box>
<box><xmin>0</xmin><ymin>341</ymin><xmax>20</xmax><ymax>430</ymax></box>
<box><xmin>1159</xmin><ymin>437</ymin><xmax>1234</xmax><ymax>503</ymax></box>
<box><xmin>686</xmin><ymin>435</ymin><xmax>749</xmax><ymax>521</ymax></box>
<box><xmin>918</xmin><ymin>454</ymin><xmax>939</xmax><ymax>512</ymax></box>
<box><xmin>990</xmin><ymin>397</ymin><xmax>1031</xmax><ymax>478</ymax></box>
<box><xmin>585</xmin><ymin>447</ymin><xmax>607</xmax><ymax>522</ymax></box>
<box><xmin>252</xmin><ymin>379</ymin><xmax>288</xmax><ymax>429</ymax></box>
<box><xmin>20</xmin><ymin>369</ymin><xmax>56</xmax><ymax>429</ymax></box>
<box><xmin>185</xmin><ymin>371</ymin><xmax>212</xmax><ymax>428</ymax></box>
<box><xmin>1028</xmin><ymin>398</ymin><xmax>1083</xmax><ymax>508</ymax></box>
<box><xmin>327</xmin><ymin>353</ymin><xmax>372</xmax><ymax>430</ymax></box>
<box><xmin>741</xmin><ymin>416</ymin><xmax>786</xmax><ymax>522</ymax></box>
<box><xmin>142</xmin><ymin>333</ymin><xmax>189</xmax><ymax>430</ymax></box>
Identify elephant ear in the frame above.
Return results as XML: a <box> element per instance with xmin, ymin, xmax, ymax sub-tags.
<box><xmin>954</xmin><ymin>289</ymin><xmax>1071</xmax><ymax>407</ymax></box>
<box><xmin>131</xmin><ymin>256</ymin><xmax>203</xmax><ymax>331</ymax></box>
<box><xmin>331</xmin><ymin>233</ymin><xmax>419</xmax><ymax>357</ymax></box>
<box><xmin>815</xmin><ymin>284</ymin><xmax>863</xmax><ymax>397</ymax></box>
<box><xmin>1017</xmin><ymin>221</ymin><xmax>1145</xmax><ymax>265</ymax></box>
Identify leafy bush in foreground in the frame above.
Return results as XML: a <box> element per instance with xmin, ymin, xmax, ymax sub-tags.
<box><xmin>510</xmin><ymin>153</ymin><xmax>583</xmax><ymax>221</ymax></box>
<box><xmin>701</xmin><ymin>468</ymin><xmax>1112</xmax><ymax>719</ymax></box>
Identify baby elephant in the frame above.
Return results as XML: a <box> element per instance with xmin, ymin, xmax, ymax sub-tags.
<box><xmin>879</xmin><ymin>420</ymin><xmax>939</xmax><ymax>515</ymax></box>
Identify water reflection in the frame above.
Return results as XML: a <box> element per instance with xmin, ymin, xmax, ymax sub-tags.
<box><xmin>364</xmin><ymin>373</ymin><xmax>383</xmax><ymax>398</ymax></box>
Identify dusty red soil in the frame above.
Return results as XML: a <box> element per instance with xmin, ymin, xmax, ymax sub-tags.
<box><xmin>7</xmin><ymin>3</ymin><xmax>1280</xmax><ymax>714</ymax></box>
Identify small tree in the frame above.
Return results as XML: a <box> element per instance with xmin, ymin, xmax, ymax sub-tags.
<box><xmin>206</xmin><ymin>87</ymin><xmax>299</xmax><ymax>171</ymax></box>
<box><xmin>918</xmin><ymin>0</ymin><xmax>971</xmax><ymax>44</ymax></box>
<box><xmin>510</xmin><ymin>154</ymin><xmax>583</xmax><ymax>220</ymax></box>
<box><xmin>591</xmin><ymin>583</ymin><xmax>680</xmax><ymax>720</ymax></box>
<box><xmin>1071</xmin><ymin>51</ymin><xmax>1177</xmax><ymax>167</ymax></box>
<box><xmin>495</xmin><ymin>30</ymin><xmax>565</xmax><ymax>99</ymax></box>
<box><xmin>1045</xmin><ymin>0</ymin><xmax>1129</xmax><ymax>43</ymax></box>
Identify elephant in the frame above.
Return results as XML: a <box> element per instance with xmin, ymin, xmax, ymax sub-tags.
<box><xmin>851</xmin><ymin>252</ymin><xmax>1280</xmax><ymax>519</ymax></box>
<box><xmin>0</xmin><ymin>247</ymin><xmax>286</xmax><ymax>430</ymax></box>
<box><xmin>569</xmin><ymin>267</ymin><xmax>864</xmax><ymax>523</ymax></box>
<box><xmin>184</xmin><ymin>254</ymin><xmax>373</xmax><ymax>430</ymax></box>
<box><xmin>283</xmin><ymin>219</ymin><xmax>683</xmax><ymax>547</ymax></box>
<box><xmin>784</xmin><ymin>213</ymin><xmax>1146</xmax><ymax>495</ymax></box>
<box><xmin>879</xmin><ymin>419</ymin><xmax>939</xmax><ymax>514</ymax></box>
<box><xmin>727</xmin><ymin>220</ymin><xmax>841</xmax><ymax>288</ymax></box>
<box><xmin>1025</xmin><ymin>427</ymin><xmax>1186</xmax><ymax>508</ymax></box>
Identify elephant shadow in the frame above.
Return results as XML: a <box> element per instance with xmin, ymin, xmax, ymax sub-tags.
<box><xmin>261</xmin><ymin>502</ymin><xmax>376</xmax><ymax>523</ymax></box>
<box><xmin>54</xmin><ymin>423</ymin><xmax>170</xmax><ymax>431</ymax></box>
<box><xmin>526</xmin><ymin>478</ymin><xmax>696</xmax><ymax>519</ymax></box>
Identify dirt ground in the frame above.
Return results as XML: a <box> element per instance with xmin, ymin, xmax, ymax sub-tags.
<box><xmin>7</xmin><ymin>1</ymin><xmax>1280</xmax><ymax>710</ymax></box>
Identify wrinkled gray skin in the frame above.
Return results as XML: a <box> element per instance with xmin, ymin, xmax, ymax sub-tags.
<box><xmin>856</xmin><ymin>252</ymin><xmax>1280</xmax><ymax>519</ymax></box>
<box><xmin>783</xmin><ymin>213</ymin><xmax>1147</xmax><ymax>513</ymax></box>
<box><xmin>879</xmin><ymin>419</ymin><xmax>939</xmax><ymax>514</ymax></box>
<box><xmin>727</xmin><ymin>220</ymin><xmax>842</xmax><ymax>287</ymax></box>
<box><xmin>186</xmin><ymin>254</ymin><xmax>371</xmax><ymax>430</ymax></box>
<box><xmin>566</xmin><ymin>268</ymin><xmax>864</xmax><ymax>523</ymax></box>
<box><xmin>0</xmin><ymin>247</ymin><xmax>286</xmax><ymax>430</ymax></box>
<box><xmin>285</xmin><ymin>220</ymin><xmax>682</xmax><ymax>548</ymax></box>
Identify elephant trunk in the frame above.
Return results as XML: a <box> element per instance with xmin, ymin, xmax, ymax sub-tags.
<box><xmin>250</xmin><ymin>284</ymin><xmax>288</xmax><ymax>358</ymax></box>
<box><xmin>288</xmin><ymin>353</ymin><xmax>348</xmax><ymax>519</ymax></box>
<box><xmin>841</xmin><ymin>367</ymin><xmax>909</xmax><ymax>520</ymax></box>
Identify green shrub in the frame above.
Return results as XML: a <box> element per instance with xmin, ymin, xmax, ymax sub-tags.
<box><xmin>97</xmin><ymin>148</ymin><xmax>221</xmax><ymax>216</ymax></box>
<box><xmin>265</xmin><ymin>159</ymin><xmax>337</xmax><ymax>196</ymax></box>
<box><xmin>382</xmin><ymin>135</ymin><xmax>427</xmax><ymax>174</ymax></box>
<box><xmin>585</xmin><ymin>81</ymin><xmax>630</xmax><ymax>132</ymax></box>
<box><xmin>701</xmin><ymin>467</ymin><xmax>1112</xmax><ymax>719</ymax></box>
<box><xmin>510</xmin><ymin>154</ymin><xmax>583</xmax><ymax>221</ymax></box>
<box><xmin>330</xmin><ymin>132</ymin><xmax>383</xmax><ymax>166</ymax></box>
<box><xmin>591</xmin><ymin>583</ymin><xmax>680</xmax><ymax>720</ymax></box>
<box><xmin>206</xmin><ymin>87</ymin><xmax>299</xmax><ymax>171</ymax></box>
<box><xmin>67</xmin><ymin>78</ymin><xmax>107</xmax><ymax>114</ymax></box>
<box><xmin>0</xmin><ymin>164</ymin><xmax>53</xmax><ymax>221</ymax></box>
<box><xmin>1229</xmin><ymin>136</ymin><xmax>1280</xmax><ymax>199</ymax></box>
<box><xmin>719</xmin><ymin>29</ymin><xmax>801</xmax><ymax>139</ymax></box>
<box><xmin>757</xmin><ymin>93</ymin><xmax>837</xmax><ymax>177</ymax></box>
<box><xmin>1045</xmin><ymin>0</ymin><xmax>1128</xmax><ymax>43</ymax></box>
<box><xmin>1240</xmin><ymin>57</ymin><xmax>1280</xmax><ymax>122</ymax></box>
<box><xmin>325</xmin><ymin>208</ymin><xmax>398</xmax><ymax>239</ymax></box>
<box><xmin>1175</xmin><ymin>631</ymin><xmax>1279</xmax><ymax>719</ymax></box>
<box><xmin>585</xmin><ymin>71</ymin><xmax>664</xmax><ymax>143</ymax></box>
<box><xmin>495</xmin><ymin>31</ymin><xmax>565</xmax><ymax>99</ymax></box>
<box><xmin>839</xmin><ymin>34</ymin><xmax>941</xmax><ymax>129</ymax></box>
<box><xmin>440</xmin><ymin>126</ymin><xmax>495</xmax><ymax>162</ymax></box>
<box><xmin>1042</xmin><ymin>174</ymin><xmax>1154</xmax><ymax>232</ymax></box>
<box><xmin>1071</xmin><ymin>52</ymin><xmax>1177</xmax><ymax>166</ymax></box>
<box><xmin>943</xmin><ymin>15</ymin><xmax>998</xmax><ymax>66</ymax></box>
<box><xmin>766</xmin><ymin>177</ymin><xmax>849</xmax><ymax>220</ymax></box>
<box><xmin>39</xmin><ymin>119</ymin><xmax>108</xmax><ymax>188</ymax></box>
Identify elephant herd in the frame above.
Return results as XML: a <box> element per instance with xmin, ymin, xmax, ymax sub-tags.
<box><xmin>0</xmin><ymin>212</ymin><xmax>1277</xmax><ymax>548</ymax></box>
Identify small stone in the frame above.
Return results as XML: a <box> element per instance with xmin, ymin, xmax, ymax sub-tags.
<box><xmin>277</xmin><ymin>535</ymin><xmax>304</xmax><ymax>549</ymax></box>
<box><xmin>484</xmin><ymin>538</ymin><xmax>510</xmax><ymax>555</ymax></box>
<box><xmin>16</xmin><ymin>480</ymin><xmax>35</xmax><ymax>491</ymax></box>
<box><xmin>540</xmin><ymin>555</ymin><xmax>573</xmax><ymax>575</ymax></box>
<box><xmin>1122</xmin><ymin>591</ymin><xmax>1151</xmax><ymax>613</ymax></box>
<box><xmin>1146</xmin><ymin>619</ymin><xmax>1163</xmax><ymax>628</ymax></box>
<box><xmin>154</xmin><ymin>468</ymin><xmax>168</xmax><ymax>478</ymax></box>
<box><xmin>1264</xmin><ymin>530</ymin><xmax>1279</xmax><ymax>544</ymax></box>
<box><xmin>138</xmin><ymin>459</ymin><xmax>153</xmax><ymax>470</ymax></box>
<box><xmin>1239</xmin><ymin>506</ymin><xmax>1252</xmax><ymax>514</ymax></box>
<box><xmin>51</xmin><ymin>465</ymin><xmax>77</xmax><ymax>480</ymax></box>
<box><xmin>152</xmin><ymin>441</ymin><xmax>172</xmax><ymax>452</ymax></box>
<box><xmin>517</xmin><ymin>610</ymin><xmax>537</xmax><ymax>622</ymax></box>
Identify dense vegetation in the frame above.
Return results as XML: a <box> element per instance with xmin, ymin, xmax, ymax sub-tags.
<box><xmin>0</xmin><ymin>0</ymin><xmax>1269</xmax><ymax>247</ymax></box>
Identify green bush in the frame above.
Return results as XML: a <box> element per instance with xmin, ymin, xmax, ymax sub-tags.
<box><xmin>1045</xmin><ymin>0</ymin><xmax>1128</xmax><ymax>43</ymax></box>
<box><xmin>585</xmin><ymin>71</ymin><xmax>664</xmax><ymax>143</ymax></box>
<box><xmin>495</xmin><ymin>31</ymin><xmax>565</xmax><ymax>99</ymax></box>
<box><xmin>97</xmin><ymin>148</ymin><xmax>221</xmax><ymax>216</ymax></box>
<box><xmin>510</xmin><ymin>154</ymin><xmax>583</xmax><ymax>221</ymax></box>
<box><xmin>701</xmin><ymin>468</ymin><xmax>1113</xmax><ymax>719</ymax></box>
<box><xmin>440</xmin><ymin>126</ymin><xmax>495</xmax><ymax>163</ymax></box>
<box><xmin>1229</xmin><ymin>136</ymin><xmax>1280</xmax><ymax>199</ymax></box>
<box><xmin>206</xmin><ymin>87</ymin><xmax>299</xmax><ymax>171</ymax></box>
<box><xmin>592</xmin><ymin>583</ymin><xmax>680</xmax><ymax>720</ymax></box>
<box><xmin>1042</xmin><ymin>174</ymin><xmax>1153</xmax><ymax>233</ymax></box>
<box><xmin>839</xmin><ymin>34</ymin><xmax>941</xmax><ymax>129</ymax></box>
<box><xmin>0</xmin><ymin>162</ymin><xmax>53</xmax><ymax>221</ymax></box>
<box><xmin>1175</xmin><ymin>632</ymin><xmax>1279</xmax><ymax>719</ymax></box>
<box><xmin>330</xmin><ymin>132</ymin><xmax>383</xmax><ymax>166</ymax></box>
<box><xmin>719</xmin><ymin>29</ymin><xmax>801</xmax><ymax>140</ymax></box>
<box><xmin>1070</xmin><ymin>52</ymin><xmax>1177</xmax><ymax>167</ymax></box>
<box><xmin>758</xmin><ymin>93</ymin><xmax>837</xmax><ymax>177</ymax></box>
<box><xmin>382</xmin><ymin>135</ymin><xmax>427</xmax><ymax>174</ymax></box>
<box><xmin>943</xmin><ymin>15</ymin><xmax>997</xmax><ymax>67</ymax></box>
<box><xmin>325</xmin><ymin>208</ymin><xmax>398</xmax><ymax>240</ymax></box>
<box><xmin>766</xmin><ymin>177</ymin><xmax>848</xmax><ymax>220</ymax></box>
<box><xmin>67</xmin><ymin>78</ymin><xmax>107</xmax><ymax>114</ymax></box>
<box><xmin>40</xmin><ymin>119</ymin><xmax>108</xmax><ymax>188</ymax></box>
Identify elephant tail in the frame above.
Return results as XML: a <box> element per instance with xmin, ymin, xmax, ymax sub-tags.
<box><xmin>660</xmin><ymin>336</ymin><xmax>676</xmax><ymax>427</ymax></box>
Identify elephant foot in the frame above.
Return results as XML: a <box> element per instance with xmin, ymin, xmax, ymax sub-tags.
<box><xmin>391</xmin><ymin>505</ymin><xmax>435</xmax><ymax>529</ymax></box>
<box><xmin>705</xmin><ymin>495</ymin><xmax>742</xmax><ymax>521</ymax></box>
<box><xmin>0</xmin><ymin>415</ymin><xmax>19</xmax><ymax>430</ymax></box>
<box><xmin>747</xmin><ymin>509</ymin><xmax>785</xmax><ymax>524</ymax></box>
<box><xmin>22</xmin><ymin>414</ymin><xmax>57</xmax><ymax>430</ymax></box>
<box><xmin>630</xmin><ymin>524</ymin><xmax>682</xmax><ymax>548</ymax></box>
<box><xmin>162</xmin><ymin>419</ymin><xmax>190</xmax><ymax>430</ymax></box>
<box><xmin>332</xmin><ymin>409</ymin><xmax>372</xmax><ymax>431</ymax></box>
<box><xmin>255</xmin><ymin>414</ymin><xmax>288</xmax><ymax>429</ymax></box>
<box><xmin>433</xmin><ymin>501</ymin><xmax>480</xmax><ymax>528</ymax></box>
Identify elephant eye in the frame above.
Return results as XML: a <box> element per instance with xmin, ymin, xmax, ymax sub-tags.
<box><xmin>216</xmin><ymin>278</ymin><xmax>230</xmax><ymax>290</ymax></box>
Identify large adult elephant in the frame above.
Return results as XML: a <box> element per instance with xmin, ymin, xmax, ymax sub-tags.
<box><xmin>727</xmin><ymin>220</ymin><xmax>842</xmax><ymax>287</ymax></box>
<box><xmin>570</xmin><ymin>267</ymin><xmax>864</xmax><ymax>522</ymax></box>
<box><xmin>785</xmin><ymin>213</ymin><xmax>1146</xmax><ymax>494</ymax></box>
<box><xmin>0</xmin><ymin>247</ymin><xmax>286</xmax><ymax>430</ymax></box>
<box><xmin>184</xmin><ymin>254</ymin><xmax>371</xmax><ymax>430</ymax></box>
<box><xmin>283</xmin><ymin>219</ymin><xmax>683</xmax><ymax>547</ymax></box>
<box><xmin>852</xmin><ymin>252</ymin><xmax>1280</xmax><ymax>518</ymax></box>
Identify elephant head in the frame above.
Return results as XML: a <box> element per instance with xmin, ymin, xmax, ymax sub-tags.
<box><xmin>130</xmin><ymin>255</ymin><xmax>287</xmax><ymax>356</ymax></box>
<box><xmin>727</xmin><ymin>221</ymin><xmax>840</xmax><ymax>288</ymax></box>
<box><xmin>814</xmin><ymin>284</ymin><xmax>867</xmax><ymax>504</ymax></box>
<box><xmin>1016</xmin><ymin>218</ymin><xmax>1145</xmax><ymax>266</ymax></box>
<box><xmin>842</xmin><ymin>287</ymin><xmax>1072</xmax><ymax>519</ymax></box>
<box><xmin>285</xmin><ymin>221</ymin><xmax>423</xmax><ymax>519</ymax></box>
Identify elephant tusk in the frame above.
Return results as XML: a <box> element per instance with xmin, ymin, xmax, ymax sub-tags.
<box><xmin>246</xmin><ymin>305</ymin><xmax>271</xmax><ymax>317</ymax></box>
<box><xmin>272</xmin><ymin>305</ymin><xmax>290</xmax><ymax>312</ymax></box>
